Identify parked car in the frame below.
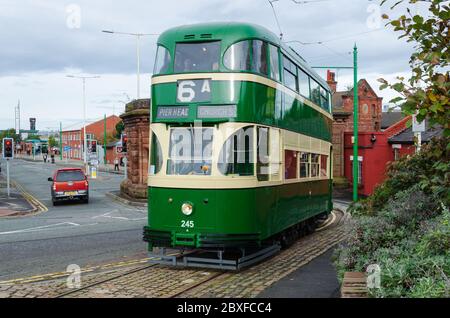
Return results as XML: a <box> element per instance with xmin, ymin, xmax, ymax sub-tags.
<box><xmin>48</xmin><ymin>168</ymin><xmax>89</xmax><ymax>205</ymax></box>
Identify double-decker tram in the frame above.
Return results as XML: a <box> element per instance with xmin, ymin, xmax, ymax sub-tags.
<box><xmin>144</xmin><ymin>22</ymin><xmax>333</xmax><ymax>270</ymax></box>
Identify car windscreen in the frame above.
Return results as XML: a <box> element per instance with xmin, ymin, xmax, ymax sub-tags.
<box><xmin>174</xmin><ymin>41</ymin><xmax>221</xmax><ymax>73</ymax></box>
<box><xmin>56</xmin><ymin>170</ymin><xmax>85</xmax><ymax>182</ymax></box>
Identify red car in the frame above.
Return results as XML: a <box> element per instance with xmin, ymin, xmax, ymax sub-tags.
<box><xmin>48</xmin><ymin>168</ymin><xmax>89</xmax><ymax>205</ymax></box>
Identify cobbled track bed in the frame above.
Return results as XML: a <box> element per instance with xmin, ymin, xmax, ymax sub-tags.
<box><xmin>0</xmin><ymin>210</ymin><xmax>349</xmax><ymax>298</ymax></box>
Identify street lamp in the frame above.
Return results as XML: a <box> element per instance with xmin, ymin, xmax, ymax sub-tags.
<box><xmin>66</xmin><ymin>74</ymin><xmax>100</xmax><ymax>175</ymax></box>
<box><xmin>102</xmin><ymin>30</ymin><xmax>159</xmax><ymax>100</ymax></box>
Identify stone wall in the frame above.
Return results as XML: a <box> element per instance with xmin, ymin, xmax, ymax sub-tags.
<box><xmin>120</xmin><ymin>99</ymin><xmax>150</xmax><ymax>199</ymax></box>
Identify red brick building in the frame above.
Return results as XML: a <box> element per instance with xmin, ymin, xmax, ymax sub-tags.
<box><xmin>328</xmin><ymin>70</ymin><xmax>383</xmax><ymax>179</ymax></box>
<box><xmin>62</xmin><ymin>115</ymin><xmax>121</xmax><ymax>162</ymax></box>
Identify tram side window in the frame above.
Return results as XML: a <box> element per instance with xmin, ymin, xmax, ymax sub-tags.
<box><xmin>320</xmin><ymin>155</ymin><xmax>328</xmax><ymax>177</ymax></box>
<box><xmin>284</xmin><ymin>150</ymin><xmax>297</xmax><ymax>180</ymax></box>
<box><xmin>310</xmin><ymin>79</ymin><xmax>321</xmax><ymax>106</ymax></box>
<box><xmin>269</xmin><ymin>44</ymin><xmax>280</xmax><ymax>81</ymax></box>
<box><xmin>299</xmin><ymin>152</ymin><xmax>310</xmax><ymax>178</ymax></box>
<box><xmin>223</xmin><ymin>40</ymin><xmax>251</xmax><ymax>71</ymax></box>
<box><xmin>311</xmin><ymin>154</ymin><xmax>320</xmax><ymax>177</ymax></box>
<box><xmin>218</xmin><ymin>126</ymin><xmax>254</xmax><ymax>176</ymax></box>
<box><xmin>167</xmin><ymin>128</ymin><xmax>214</xmax><ymax>176</ymax></box>
<box><xmin>149</xmin><ymin>133</ymin><xmax>163</xmax><ymax>175</ymax></box>
<box><xmin>298</xmin><ymin>68</ymin><xmax>310</xmax><ymax>98</ymax></box>
<box><xmin>252</xmin><ymin>40</ymin><xmax>268</xmax><ymax>75</ymax></box>
<box><xmin>153</xmin><ymin>45</ymin><xmax>171</xmax><ymax>75</ymax></box>
<box><xmin>257</xmin><ymin>127</ymin><xmax>269</xmax><ymax>181</ymax></box>
<box><xmin>283</xmin><ymin>55</ymin><xmax>297</xmax><ymax>91</ymax></box>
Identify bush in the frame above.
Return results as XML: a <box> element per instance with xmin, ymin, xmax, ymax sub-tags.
<box><xmin>334</xmin><ymin>137</ymin><xmax>450</xmax><ymax>297</ymax></box>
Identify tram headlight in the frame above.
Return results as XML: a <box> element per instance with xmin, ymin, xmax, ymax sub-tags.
<box><xmin>181</xmin><ymin>202</ymin><xmax>194</xmax><ymax>216</ymax></box>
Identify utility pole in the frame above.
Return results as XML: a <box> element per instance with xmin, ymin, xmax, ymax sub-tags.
<box><xmin>104</xmin><ymin>114</ymin><xmax>107</xmax><ymax>165</ymax></box>
<box><xmin>59</xmin><ymin>122</ymin><xmax>63</xmax><ymax>160</ymax></box>
<box><xmin>311</xmin><ymin>44</ymin><xmax>359</xmax><ymax>202</ymax></box>
<box><xmin>66</xmin><ymin>75</ymin><xmax>100</xmax><ymax>175</ymax></box>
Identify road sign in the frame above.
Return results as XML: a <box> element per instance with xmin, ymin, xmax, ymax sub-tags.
<box><xmin>412</xmin><ymin>115</ymin><xmax>425</xmax><ymax>132</ymax></box>
<box><xmin>116</xmin><ymin>146</ymin><xmax>123</xmax><ymax>154</ymax></box>
<box><xmin>91</xmin><ymin>166</ymin><xmax>97</xmax><ymax>179</ymax></box>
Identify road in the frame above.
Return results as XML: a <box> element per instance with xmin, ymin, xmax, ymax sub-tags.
<box><xmin>0</xmin><ymin>159</ymin><xmax>147</xmax><ymax>281</ymax></box>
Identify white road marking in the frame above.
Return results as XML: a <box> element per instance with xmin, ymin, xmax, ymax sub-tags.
<box><xmin>0</xmin><ymin>222</ymin><xmax>99</xmax><ymax>235</ymax></box>
<box><xmin>92</xmin><ymin>212</ymin><xmax>146</xmax><ymax>221</ymax></box>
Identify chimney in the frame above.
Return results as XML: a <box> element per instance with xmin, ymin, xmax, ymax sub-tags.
<box><xmin>326</xmin><ymin>70</ymin><xmax>337</xmax><ymax>93</ymax></box>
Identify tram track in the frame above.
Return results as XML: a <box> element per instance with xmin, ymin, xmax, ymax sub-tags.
<box><xmin>59</xmin><ymin>209</ymin><xmax>347</xmax><ymax>298</ymax></box>
<box><xmin>0</xmin><ymin>208</ymin><xmax>348</xmax><ymax>298</ymax></box>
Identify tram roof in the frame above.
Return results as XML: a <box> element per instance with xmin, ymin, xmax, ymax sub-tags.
<box><xmin>157</xmin><ymin>22</ymin><xmax>330</xmax><ymax>90</ymax></box>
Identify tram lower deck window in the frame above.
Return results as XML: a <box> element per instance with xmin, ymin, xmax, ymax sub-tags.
<box><xmin>284</xmin><ymin>150</ymin><xmax>297</xmax><ymax>180</ymax></box>
<box><xmin>218</xmin><ymin>126</ymin><xmax>254</xmax><ymax>176</ymax></box>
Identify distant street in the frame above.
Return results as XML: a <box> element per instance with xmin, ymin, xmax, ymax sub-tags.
<box><xmin>0</xmin><ymin>159</ymin><xmax>147</xmax><ymax>281</ymax></box>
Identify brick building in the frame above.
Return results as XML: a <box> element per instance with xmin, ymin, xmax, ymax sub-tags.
<box><xmin>61</xmin><ymin>115</ymin><xmax>122</xmax><ymax>162</ymax></box>
<box><xmin>327</xmin><ymin>70</ymin><xmax>383</xmax><ymax>179</ymax></box>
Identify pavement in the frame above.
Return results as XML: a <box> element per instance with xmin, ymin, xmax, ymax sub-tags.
<box><xmin>0</xmin><ymin>158</ymin><xmax>147</xmax><ymax>281</ymax></box>
<box><xmin>259</xmin><ymin>247</ymin><xmax>340</xmax><ymax>298</ymax></box>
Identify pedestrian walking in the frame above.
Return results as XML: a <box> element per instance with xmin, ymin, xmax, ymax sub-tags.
<box><xmin>114</xmin><ymin>157</ymin><xmax>119</xmax><ymax>171</ymax></box>
<box><xmin>43</xmin><ymin>153</ymin><xmax>48</xmax><ymax>163</ymax></box>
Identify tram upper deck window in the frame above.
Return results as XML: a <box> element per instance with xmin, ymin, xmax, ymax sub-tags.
<box><xmin>252</xmin><ymin>40</ymin><xmax>268</xmax><ymax>75</ymax></box>
<box><xmin>298</xmin><ymin>68</ymin><xmax>310</xmax><ymax>98</ymax></box>
<box><xmin>167</xmin><ymin>127</ymin><xmax>213</xmax><ymax>176</ymax></box>
<box><xmin>223</xmin><ymin>40</ymin><xmax>269</xmax><ymax>75</ymax></box>
<box><xmin>218</xmin><ymin>126</ymin><xmax>254</xmax><ymax>176</ymax></box>
<box><xmin>174</xmin><ymin>41</ymin><xmax>221</xmax><ymax>73</ymax></box>
<box><xmin>269</xmin><ymin>44</ymin><xmax>280</xmax><ymax>81</ymax></box>
<box><xmin>320</xmin><ymin>86</ymin><xmax>329</xmax><ymax>110</ymax></box>
<box><xmin>310</xmin><ymin>79</ymin><xmax>321</xmax><ymax>106</ymax></box>
<box><xmin>223</xmin><ymin>40</ymin><xmax>251</xmax><ymax>71</ymax></box>
<box><xmin>283</xmin><ymin>55</ymin><xmax>298</xmax><ymax>91</ymax></box>
<box><xmin>153</xmin><ymin>46</ymin><xmax>171</xmax><ymax>75</ymax></box>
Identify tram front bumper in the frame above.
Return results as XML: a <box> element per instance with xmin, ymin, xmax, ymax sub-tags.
<box><xmin>143</xmin><ymin>227</ymin><xmax>261</xmax><ymax>249</ymax></box>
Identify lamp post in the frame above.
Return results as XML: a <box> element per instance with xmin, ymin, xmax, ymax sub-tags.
<box><xmin>102</xmin><ymin>30</ymin><xmax>158</xmax><ymax>100</ymax></box>
<box><xmin>66</xmin><ymin>75</ymin><xmax>100</xmax><ymax>175</ymax></box>
<box><xmin>311</xmin><ymin>44</ymin><xmax>359</xmax><ymax>202</ymax></box>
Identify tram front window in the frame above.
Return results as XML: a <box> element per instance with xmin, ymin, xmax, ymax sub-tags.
<box><xmin>167</xmin><ymin>127</ymin><xmax>213</xmax><ymax>176</ymax></box>
<box><xmin>174</xmin><ymin>41</ymin><xmax>221</xmax><ymax>73</ymax></box>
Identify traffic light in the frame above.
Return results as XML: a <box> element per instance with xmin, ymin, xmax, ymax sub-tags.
<box><xmin>121</xmin><ymin>134</ymin><xmax>128</xmax><ymax>153</ymax></box>
<box><xmin>91</xmin><ymin>140</ymin><xmax>97</xmax><ymax>153</ymax></box>
<box><xmin>2</xmin><ymin>138</ymin><xmax>14</xmax><ymax>159</ymax></box>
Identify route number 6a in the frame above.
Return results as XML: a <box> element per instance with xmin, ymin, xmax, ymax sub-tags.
<box><xmin>181</xmin><ymin>220</ymin><xmax>194</xmax><ymax>228</ymax></box>
<box><xmin>177</xmin><ymin>79</ymin><xmax>211</xmax><ymax>103</ymax></box>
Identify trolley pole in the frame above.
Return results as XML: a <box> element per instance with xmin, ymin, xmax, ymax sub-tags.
<box><xmin>352</xmin><ymin>44</ymin><xmax>359</xmax><ymax>202</ymax></box>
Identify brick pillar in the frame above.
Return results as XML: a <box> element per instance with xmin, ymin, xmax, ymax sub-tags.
<box><xmin>120</xmin><ymin>99</ymin><xmax>150</xmax><ymax>199</ymax></box>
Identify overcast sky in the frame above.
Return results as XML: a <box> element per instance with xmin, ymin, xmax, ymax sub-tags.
<box><xmin>0</xmin><ymin>0</ymin><xmax>428</xmax><ymax>131</ymax></box>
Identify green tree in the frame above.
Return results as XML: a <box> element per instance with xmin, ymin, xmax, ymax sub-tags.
<box><xmin>115</xmin><ymin>121</ymin><xmax>124</xmax><ymax>139</ymax></box>
<box><xmin>26</xmin><ymin>134</ymin><xmax>41</xmax><ymax>141</ymax></box>
<box><xmin>48</xmin><ymin>135</ymin><xmax>58</xmax><ymax>148</ymax></box>
<box><xmin>0</xmin><ymin>129</ymin><xmax>20</xmax><ymax>143</ymax></box>
<box><xmin>378</xmin><ymin>0</ymin><xmax>449</xmax><ymax>148</ymax></box>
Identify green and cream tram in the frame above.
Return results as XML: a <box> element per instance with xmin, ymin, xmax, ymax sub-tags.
<box><xmin>144</xmin><ymin>22</ymin><xmax>333</xmax><ymax>267</ymax></box>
